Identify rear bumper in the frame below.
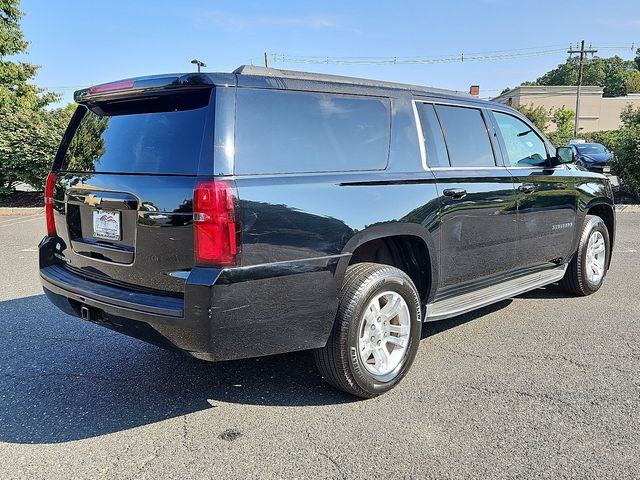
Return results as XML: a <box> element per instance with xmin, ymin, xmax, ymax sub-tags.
<box><xmin>39</xmin><ymin>236</ymin><xmax>346</xmax><ymax>361</ymax></box>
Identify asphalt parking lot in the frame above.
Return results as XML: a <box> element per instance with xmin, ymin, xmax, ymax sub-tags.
<box><xmin>0</xmin><ymin>213</ymin><xmax>638</xmax><ymax>479</ymax></box>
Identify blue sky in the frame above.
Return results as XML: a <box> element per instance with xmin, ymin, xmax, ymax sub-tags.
<box><xmin>19</xmin><ymin>0</ymin><xmax>640</xmax><ymax>106</ymax></box>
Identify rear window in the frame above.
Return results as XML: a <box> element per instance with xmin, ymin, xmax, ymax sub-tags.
<box><xmin>234</xmin><ymin>89</ymin><xmax>390</xmax><ymax>174</ymax></box>
<box><xmin>61</xmin><ymin>92</ymin><xmax>210</xmax><ymax>174</ymax></box>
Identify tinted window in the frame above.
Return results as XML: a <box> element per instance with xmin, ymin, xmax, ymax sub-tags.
<box><xmin>235</xmin><ymin>89</ymin><xmax>390</xmax><ymax>174</ymax></box>
<box><xmin>61</xmin><ymin>94</ymin><xmax>209</xmax><ymax>174</ymax></box>
<box><xmin>435</xmin><ymin>105</ymin><xmax>495</xmax><ymax>167</ymax></box>
<box><xmin>494</xmin><ymin>111</ymin><xmax>548</xmax><ymax>167</ymax></box>
<box><xmin>416</xmin><ymin>103</ymin><xmax>449</xmax><ymax>167</ymax></box>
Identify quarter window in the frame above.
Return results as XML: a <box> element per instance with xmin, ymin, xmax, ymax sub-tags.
<box><xmin>493</xmin><ymin>111</ymin><xmax>548</xmax><ymax>167</ymax></box>
<box><xmin>434</xmin><ymin>105</ymin><xmax>495</xmax><ymax>168</ymax></box>
<box><xmin>235</xmin><ymin>89</ymin><xmax>391</xmax><ymax>174</ymax></box>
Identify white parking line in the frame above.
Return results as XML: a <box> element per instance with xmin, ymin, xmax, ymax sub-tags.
<box><xmin>614</xmin><ymin>248</ymin><xmax>637</xmax><ymax>253</ymax></box>
<box><xmin>0</xmin><ymin>213</ymin><xmax>41</xmax><ymax>223</ymax></box>
<box><xmin>0</xmin><ymin>216</ymin><xmax>43</xmax><ymax>228</ymax></box>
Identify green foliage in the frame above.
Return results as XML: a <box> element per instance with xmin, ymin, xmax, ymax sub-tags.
<box><xmin>582</xmin><ymin>130</ymin><xmax>620</xmax><ymax>151</ymax></box>
<box><xmin>620</xmin><ymin>103</ymin><xmax>640</xmax><ymax>128</ymax></box>
<box><xmin>65</xmin><ymin>112</ymin><xmax>109</xmax><ymax>172</ymax></box>
<box><xmin>611</xmin><ymin>124</ymin><xmax>640</xmax><ymax>195</ymax></box>
<box><xmin>522</xmin><ymin>55</ymin><xmax>636</xmax><ymax>98</ymax></box>
<box><xmin>627</xmin><ymin>71</ymin><xmax>640</xmax><ymax>94</ymax></box>
<box><xmin>511</xmin><ymin>103</ymin><xmax>549</xmax><ymax>131</ymax></box>
<box><xmin>0</xmin><ymin>106</ymin><xmax>73</xmax><ymax>195</ymax></box>
<box><xmin>551</xmin><ymin>106</ymin><xmax>575</xmax><ymax>135</ymax></box>
<box><xmin>0</xmin><ymin>0</ymin><xmax>68</xmax><ymax>196</ymax></box>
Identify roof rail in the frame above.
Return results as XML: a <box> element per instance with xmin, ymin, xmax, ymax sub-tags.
<box><xmin>233</xmin><ymin>64</ymin><xmax>470</xmax><ymax>98</ymax></box>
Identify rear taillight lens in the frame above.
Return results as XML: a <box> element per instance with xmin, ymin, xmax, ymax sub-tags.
<box><xmin>44</xmin><ymin>172</ymin><xmax>56</xmax><ymax>236</ymax></box>
<box><xmin>193</xmin><ymin>180</ymin><xmax>238</xmax><ymax>266</ymax></box>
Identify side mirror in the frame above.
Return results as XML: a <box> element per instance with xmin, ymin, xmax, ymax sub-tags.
<box><xmin>556</xmin><ymin>146</ymin><xmax>575</xmax><ymax>164</ymax></box>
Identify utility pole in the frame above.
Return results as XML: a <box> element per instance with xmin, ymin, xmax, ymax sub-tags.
<box><xmin>264</xmin><ymin>52</ymin><xmax>269</xmax><ymax>68</ymax></box>
<box><xmin>567</xmin><ymin>40</ymin><xmax>597</xmax><ymax>136</ymax></box>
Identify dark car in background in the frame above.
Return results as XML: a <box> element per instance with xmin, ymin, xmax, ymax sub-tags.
<box><xmin>40</xmin><ymin>66</ymin><xmax>615</xmax><ymax>398</ymax></box>
<box><xmin>570</xmin><ymin>142</ymin><xmax>613</xmax><ymax>173</ymax></box>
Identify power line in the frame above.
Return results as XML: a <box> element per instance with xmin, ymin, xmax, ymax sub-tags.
<box><xmin>266</xmin><ymin>43</ymin><xmax>635</xmax><ymax>67</ymax></box>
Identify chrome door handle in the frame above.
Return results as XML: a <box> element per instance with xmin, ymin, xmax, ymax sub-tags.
<box><xmin>443</xmin><ymin>188</ymin><xmax>467</xmax><ymax>199</ymax></box>
<box><xmin>518</xmin><ymin>184</ymin><xmax>536</xmax><ymax>194</ymax></box>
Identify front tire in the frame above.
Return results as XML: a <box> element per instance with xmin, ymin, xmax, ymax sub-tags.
<box><xmin>314</xmin><ymin>263</ymin><xmax>422</xmax><ymax>398</ymax></box>
<box><xmin>560</xmin><ymin>215</ymin><xmax>610</xmax><ymax>296</ymax></box>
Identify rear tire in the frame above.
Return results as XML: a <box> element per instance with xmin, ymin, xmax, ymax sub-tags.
<box><xmin>560</xmin><ymin>215</ymin><xmax>610</xmax><ymax>296</ymax></box>
<box><xmin>314</xmin><ymin>263</ymin><xmax>422</xmax><ymax>398</ymax></box>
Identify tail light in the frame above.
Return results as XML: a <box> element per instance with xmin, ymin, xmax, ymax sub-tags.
<box><xmin>193</xmin><ymin>180</ymin><xmax>238</xmax><ymax>266</ymax></box>
<box><xmin>44</xmin><ymin>172</ymin><xmax>57</xmax><ymax>236</ymax></box>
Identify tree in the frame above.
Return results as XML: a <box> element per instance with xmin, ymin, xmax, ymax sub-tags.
<box><xmin>551</xmin><ymin>107</ymin><xmax>575</xmax><ymax>135</ymax></box>
<box><xmin>620</xmin><ymin>103</ymin><xmax>640</xmax><ymax>128</ymax></box>
<box><xmin>0</xmin><ymin>1</ymin><xmax>57</xmax><ymax>110</ymax></box>
<box><xmin>627</xmin><ymin>71</ymin><xmax>640</xmax><ymax>94</ymax></box>
<box><xmin>545</xmin><ymin>107</ymin><xmax>576</xmax><ymax>146</ymax></box>
<box><xmin>0</xmin><ymin>106</ymin><xmax>73</xmax><ymax>193</ymax></box>
<box><xmin>0</xmin><ymin>0</ymin><xmax>68</xmax><ymax>196</ymax></box>
<box><xmin>522</xmin><ymin>55</ymin><xmax>636</xmax><ymax>98</ymax></box>
<box><xmin>611</xmin><ymin>105</ymin><xmax>640</xmax><ymax>196</ymax></box>
<box><xmin>511</xmin><ymin>103</ymin><xmax>549</xmax><ymax>131</ymax></box>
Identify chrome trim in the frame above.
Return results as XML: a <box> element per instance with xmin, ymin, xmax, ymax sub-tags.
<box><xmin>411</xmin><ymin>100</ymin><xmax>428</xmax><ymax>171</ymax></box>
<box><xmin>425</xmin><ymin>264</ymin><xmax>567</xmax><ymax>322</ymax></box>
<box><xmin>429</xmin><ymin>166</ymin><xmax>509</xmax><ymax>171</ymax></box>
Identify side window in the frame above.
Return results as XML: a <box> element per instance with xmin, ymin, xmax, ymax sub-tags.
<box><xmin>493</xmin><ymin>111</ymin><xmax>548</xmax><ymax>167</ymax></box>
<box><xmin>416</xmin><ymin>103</ymin><xmax>449</xmax><ymax>167</ymax></box>
<box><xmin>434</xmin><ymin>105</ymin><xmax>496</xmax><ymax>167</ymax></box>
<box><xmin>234</xmin><ymin>89</ymin><xmax>390</xmax><ymax>174</ymax></box>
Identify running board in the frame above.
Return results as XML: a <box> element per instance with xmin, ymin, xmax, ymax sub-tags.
<box><xmin>425</xmin><ymin>264</ymin><xmax>567</xmax><ymax>322</ymax></box>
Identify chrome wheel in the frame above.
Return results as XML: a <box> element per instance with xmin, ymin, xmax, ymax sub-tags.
<box><xmin>585</xmin><ymin>230</ymin><xmax>606</xmax><ymax>284</ymax></box>
<box><xmin>358</xmin><ymin>291</ymin><xmax>411</xmax><ymax>377</ymax></box>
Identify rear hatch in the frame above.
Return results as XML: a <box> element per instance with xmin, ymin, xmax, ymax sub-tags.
<box><xmin>51</xmin><ymin>86</ymin><xmax>215</xmax><ymax>294</ymax></box>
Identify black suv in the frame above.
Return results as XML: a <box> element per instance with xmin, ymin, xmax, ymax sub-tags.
<box><xmin>40</xmin><ymin>66</ymin><xmax>615</xmax><ymax>398</ymax></box>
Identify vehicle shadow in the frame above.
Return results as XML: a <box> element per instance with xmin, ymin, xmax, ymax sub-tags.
<box><xmin>0</xmin><ymin>288</ymin><xmax>555</xmax><ymax>444</ymax></box>
<box><xmin>0</xmin><ymin>294</ymin><xmax>354</xmax><ymax>444</ymax></box>
<box><xmin>515</xmin><ymin>283</ymin><xmax>576</xmax><ymax>300</ymax></box>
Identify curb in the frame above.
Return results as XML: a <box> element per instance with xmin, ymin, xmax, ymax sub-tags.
<box><xmin>615</xmin><ymin>205</ymin><xmax>640</xmax><ymax>213</ymax></box>
<box><xmin>0</xmin><ymin>207</ymin><xmax>44</xmax><ymax>216</ymax></box>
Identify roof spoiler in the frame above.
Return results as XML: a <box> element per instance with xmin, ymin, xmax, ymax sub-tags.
<box><xmin>74</xmin><ymin>73</ymin><xmax>219</xmax><ymax>103</ymax></box>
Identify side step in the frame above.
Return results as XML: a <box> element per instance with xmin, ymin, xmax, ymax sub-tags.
<box><xmin>425</xmin><ymin>265</ymin><xmax>567</xmax><ymax>322</ymax></box>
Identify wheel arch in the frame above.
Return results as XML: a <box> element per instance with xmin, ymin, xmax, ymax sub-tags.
<box><xmin>337</xmin><ymin>223</ymin><xmax>438</xmax><ymax>307</ymax></box>
<box><xmin>584</xmin><ymin>201</ymin><xmax>615</xmax><ymax>267</ymax></box>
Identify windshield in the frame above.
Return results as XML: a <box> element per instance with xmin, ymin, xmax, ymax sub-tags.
<box><xmin>60</xmin><ymin>91</ymin><xmax>211</xmax><ymax>174</ymax></box>
<box><xmin>575</xmin><ymin>144</ymin><xmax>608</xmax><ymax>155</ymax></box>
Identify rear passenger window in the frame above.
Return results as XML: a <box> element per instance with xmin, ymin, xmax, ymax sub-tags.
<box><xmin>435</xmin><ymin>105</ymin><xmax>495</xmax><ymax>168</ymax></box>
<box><xmin>235</xmin><ymin>89</ymin><xmax>390</xmax><ymax>174</ymax></box>
<box><xmin>416</xmin><ymin>103</ymin><xmax>449</xmax><ymax>167</ymax></box>
<box><xmin>493</xmin><ymin>111</ymin><xmax>548</xmax><ymax>167</ymax></box>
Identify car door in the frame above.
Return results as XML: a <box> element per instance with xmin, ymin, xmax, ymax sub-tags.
<box><xmin>489</xmin><ymin>109</ymin><xmax>577</xmax><ymax>269</ymax></box>
<box><xmin>415</xmin><ymin>101</ymin><xmax>518</xmax><ymax>291</ymax></box>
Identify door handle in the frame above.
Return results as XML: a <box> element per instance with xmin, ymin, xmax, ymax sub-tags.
<box><xmin>518</xmin><ymin>184</ymin><xmax>536</xmax><ymax>194</ymax></box>
<box><xmin>442</xmin><ymin>188</ymin><xmax>467</xmax><ymax>199</ymax></box>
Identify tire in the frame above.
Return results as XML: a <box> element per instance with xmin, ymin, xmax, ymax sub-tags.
<box><xmin>560</xmin><ymin>215</ymin><xmax>610</xmax><ymax>296</ymax></box>
<box><xmin>313</xmin><ymin>262</ymin><xmax>422</xmax><ymax>398</ymax></box>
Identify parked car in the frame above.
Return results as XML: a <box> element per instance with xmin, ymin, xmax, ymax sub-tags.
<box><xmin>569</xmin><ymin>142</ymin><xmax>613</xmax><ymax>174</ymax></box>
<box><xmin>40</xmin><ymin>66</ymin><xmax>615</xmax><ymax>398</ymax></box>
